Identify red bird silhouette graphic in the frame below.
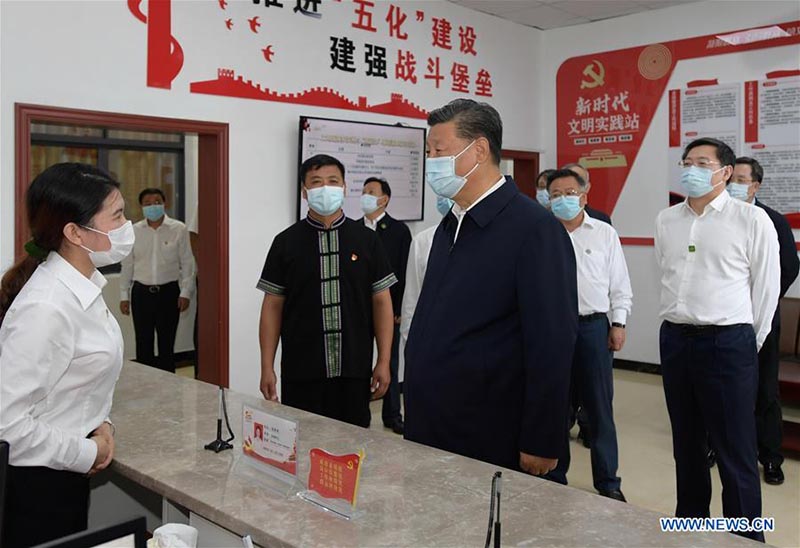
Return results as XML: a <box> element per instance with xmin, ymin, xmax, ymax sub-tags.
<box><xmin>248</xmin><ymin>16</ymin><xmax>261</xmax><ymax>33</ymax></box>
<box><xmin>218</xmin><ymin>0</ymin><xmax>227</xmax><ymax>9</ymax></box>
<box><xmin>225</xmin><ymin>18</ymin><xmax>233</xmax><ymax>30</ymax></box>
<box><xmin>262</xmin><ymin>45</ymin><xmax>275</xmax><ymax>62</ymax></box>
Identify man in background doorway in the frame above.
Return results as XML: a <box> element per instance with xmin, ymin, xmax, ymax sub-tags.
<box><xmin>188</xmin><ymin>203</ymin><xmax>199</xmax><ymax>378</ymax></box>
<box><xmin>360</xmin><ymin>177</ymin><xmax>412</xmax><ymax>435</ymax></box>
<box><xmin>120</xmin><ymin>188</ymin><xmax>196</xmax><ymax>373</ymax></box>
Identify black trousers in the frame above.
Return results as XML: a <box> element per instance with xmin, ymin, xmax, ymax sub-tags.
<box><xmin>546</xmin><ymin>317</ymin><xmax>620</xmax><ymax>492</ymax></box>
<box><xmin>132</xmin><ymin>281</ymin><xmax>180</xmax><ymax>373</ymax></box>
<box><xmin>282</xmin><ymin>377</ymin><xmax>372</xmax><ymax>428</ymax></box>
<box><xmin>3</xmin><ymin>466</ymin><xmax>90</xmax><ymax>547</ymax></box>
<box><xmin>382</xmin><ymin>324</ymin><xmax>402</xmax><ymax>425</ymax></box>
<box><xmin>755</xmin><ymin>326</ymin><xmax>783</xmax><ymax>467</ymax></box>
<box><xmin>660</xmin><ymin>321</ymin><xmax>764</xmax><ymax>543</ymax></box>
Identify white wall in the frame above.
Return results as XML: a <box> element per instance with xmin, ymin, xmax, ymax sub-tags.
<box><xmin>538</xmin><ymin>1</ymin><xmax>800</xmax><ymax>364</ymax></box>
<box><xmin>0</xmin><ymin>0</ymin><xmax>542</xmax><ymax>395</ymax></box>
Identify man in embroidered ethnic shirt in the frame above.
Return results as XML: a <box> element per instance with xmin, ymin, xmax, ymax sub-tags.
<box><xmin>257</xmin><ymin>155</ymin><xmax>396</xmax><ymax>427</ymax></box>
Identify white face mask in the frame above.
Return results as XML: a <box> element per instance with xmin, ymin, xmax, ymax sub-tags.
<box><xmin>80</xmin><ymin>221</ymin><xmax>135</xmax><ymax>267</ymax></box>
<box><xmin>425</xmin><ymin>140</ymin><xmax>479</xmax><ymax>199</ymax></box>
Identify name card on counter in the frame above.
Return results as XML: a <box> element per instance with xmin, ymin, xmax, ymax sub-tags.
<box><xmin>298</xmin><ymin>448</ymin><xmax>365</xmax><ymax>520</ymax></box>
<box><xmin>242</xmin><ymin>404</ymin><xmax>298</xmax><ymax>487</ymax></box>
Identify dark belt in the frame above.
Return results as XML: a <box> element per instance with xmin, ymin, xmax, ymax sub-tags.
<box><xmin>579</xmin><ymin>312</ymin><xmax>607</xmax><ymax>323</ymax></box>
<box><xmin>664</xmin><ymin>320</ymin><xmax>751</xmax><ymax>335</ymax></box>
<box><xmin>133</xmin><ymin>281</ymin><xmax>178</xmax><ymax>294</ymax></box>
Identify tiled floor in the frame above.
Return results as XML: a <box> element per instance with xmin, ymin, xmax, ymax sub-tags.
<box><xmin>370</xmin><ymin>369</ymin><xmax>800</xmax><ymax>548</ymax></box>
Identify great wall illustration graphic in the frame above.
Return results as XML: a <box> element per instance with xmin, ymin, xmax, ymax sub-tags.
<box><xmin>191</xmin><ymin>68</ymin><xmax>429</xmax><ymax>119</ymax></box>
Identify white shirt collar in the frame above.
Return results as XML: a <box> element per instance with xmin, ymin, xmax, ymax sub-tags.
<box><xmin>451</xmin><ymin>176</ymin><xmax>506</xmax><ymax>218</ymax></box>
<box><xmin>577</xmin><ymin>211</ymin><xmax>595</xmax><ymax>230</ymax></box>
<box><xmin>364</xmin><ymin>211</ymin><xmax>387</xmax><ymax>230</ymax></box>
<box><xmin>139</xmin><ymin>213</ymin><xmax>174</xmax><ymax>230</ymax></box>
<box><xmin>41</xmin><ymin>251</ymin><xmax>106</xmax><ymax>310</ymax></box>
<box><xmin>682</xmin><ymin>188</ymin><xmax>730</xmax><ymax>216</ymax></box>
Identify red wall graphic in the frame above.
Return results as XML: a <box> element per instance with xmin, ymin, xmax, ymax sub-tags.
<box><xmin>190</xmin><ymin>68</ymin><xmax>427</xmax><ymax>118</ymax></box>
<box><xmin>128</xmin><ymin>0</ymin><xmax>184</xmax><ymax>89</ymax></box>
<box><xmin>128</xmin><ymin>0</ymin><xmax>497</xmax><ymax>119</ymax></box>
<box><xmin>557</xmin><ymin>21</ymin><xmax>800</xmax><ymax>217</ymax></box>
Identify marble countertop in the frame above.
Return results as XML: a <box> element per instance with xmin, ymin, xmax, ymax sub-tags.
<box><xmin>109</xmin><ymin>362</ymin><xmax>759</xmax><ymax>547</ymax></box>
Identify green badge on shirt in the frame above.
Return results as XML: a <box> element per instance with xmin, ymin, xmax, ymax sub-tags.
<box><xmin>688</xmin><ymin>245</ymin><xmax>696</xmax><ymax>252</ymax></box>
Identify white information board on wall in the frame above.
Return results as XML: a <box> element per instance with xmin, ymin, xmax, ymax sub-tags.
<box><xmin>298</xmin><ymin>116</ymin><xmax>426</xmax><ymax>221</ymax></box>
<box><xmin>668</xmin><ymin>83</ymin><xmax>742</xmax><ymax>200</ymax></box>
<box><xmin>745</xmin><ymin>76</ymin><xmax>800</xmax><ymax>216</ymax></box>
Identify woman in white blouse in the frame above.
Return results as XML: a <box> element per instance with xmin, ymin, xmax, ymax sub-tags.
<box><xmin>0</xmin><ymin>163</ymin><xmax>134</xmax><ymax>547</ymax></box>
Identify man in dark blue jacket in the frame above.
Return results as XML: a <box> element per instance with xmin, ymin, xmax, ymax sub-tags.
<box><xmin>729</xmin><ymin>157</ymin><xmax>799</xmax><ymax>486</ymax></box>
<box><xmin>360</xmin><ymin>177</ymin><xmax>412</xmax><ymax>434</ymax></box>
<box><xmin>404</xmin><ymin>99</ymin><xmax>578</xmax><ymax>474</ymax></box>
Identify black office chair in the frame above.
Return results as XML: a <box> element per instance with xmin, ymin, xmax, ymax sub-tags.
<box><xmin>34</xmin><ymin>516</ymin><xmax>147</xmax><ymax>548</ymax></box>
<box><xmin>0</xmin><ymin>440</ymin><xmax>9</xmax><ymax>544</ymax></box>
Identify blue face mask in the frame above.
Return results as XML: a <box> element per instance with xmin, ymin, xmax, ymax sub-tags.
<box><xmin>536</xmin><ymin>189</ymin><xmax>550</xmax><ymax>207</ymax></box>
<box><xmin>551</xmin><ymin>196</ymin><xmax>583</xmax><ymax>221</ymax></box>
<box><xmin>680</xmin><ymin>165</ymin><xmax>725</xmax><ymax>198</ymax></box>
<box><xmin>142</xmin><ymin>204</ymin><xmax>165</xmax><ymax>221</ymax></box>
<box><xmin>360</xmin><ymin>194</ymin><xmax>382</xmax><ymax>215</ymax></box>
<box><xmin>436</xmin><ymin>196</ymin><xmax>454</xmax><ymax>216</ymax></box>
<box><xmin>306</xmin><ymin>185</ymin><xmax>344</xmax><ymax>216</ymax></box>
<box><xmin>425</xmin><ymin>141</ymin><xmax>479</xmax><ymax>199</ymax></box>
<box><xmin>727</xmin><ymin>182</ymin><xmax>751</xmax><ymax>201</ymax></box>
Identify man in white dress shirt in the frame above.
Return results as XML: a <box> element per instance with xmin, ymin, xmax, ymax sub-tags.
<box><xmin>544</xmin><ymin>168</ymin><xmax>632</xmax><ymax>502</ymax></box>
<box><xmin>655</xmin><ymin>137</ymin><xmax>779</xmax><ymax>542</ymax></box>
<box><xmin>120</xmin><ymin>188</ymin><xmax>196</xmax><ymax>373</ymax></box>
<box><xmin>398</xmin><ymin>196</ymin><xmax>453</xmax><ymax>383</ymax></box>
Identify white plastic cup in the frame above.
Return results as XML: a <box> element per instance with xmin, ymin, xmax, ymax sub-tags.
<box><xmin>152</xmin><ymin>523</ymin><xmax>199</xmax><ymax>548</ymax></box>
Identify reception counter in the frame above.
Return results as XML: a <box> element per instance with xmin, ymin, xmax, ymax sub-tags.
<box><xmin>103</xmin><ymin>362</ymin><xmax>759</xmax><ymax>547</ymax></box>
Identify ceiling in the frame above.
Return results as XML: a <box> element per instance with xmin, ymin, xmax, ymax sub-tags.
<box><xmin>447</xmin><ymin>0</ymin><xmax>701</xmax><ymax>30</ymax></box>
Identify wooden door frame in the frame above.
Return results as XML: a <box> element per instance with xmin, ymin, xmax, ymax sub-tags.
<box><xmin>501</xmin><ymin>149</ymin><xmax>540</xmax><ymax>199</ymax></box>
<box><xmin>14</xmin><ymin>103</ymin><xmax>230</xmax><ymax>386</ymax></box>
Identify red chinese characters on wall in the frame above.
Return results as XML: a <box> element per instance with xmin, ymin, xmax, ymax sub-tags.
<box><xmin>128</xmin><ymin>0</ymin><xmax>495</xmax><ymax>117</ymax></box>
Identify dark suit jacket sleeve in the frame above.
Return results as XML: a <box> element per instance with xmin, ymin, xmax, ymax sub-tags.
<box><xmin>773</xmin><ymin>212</ymin><xmax>799</xmax><ymax>298</ymax></box>
<box><xmin>516</xmin><ymin>218</ymin><xmax>578</xmax><ymax>458</ymax></box>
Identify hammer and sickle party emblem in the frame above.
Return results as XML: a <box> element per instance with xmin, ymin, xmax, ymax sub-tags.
<box><xmin>580</xmin><ymin>60</ymin><xmax>605</xmax><ymax>89</ymax></box>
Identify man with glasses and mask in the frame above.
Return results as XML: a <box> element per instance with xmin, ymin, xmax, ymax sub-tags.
<box><xmin>561</xmin><ymin>162</ymin><xmax>611</xmax><ymax>448</ymax></box>
<box><xmin>655</xmin><ymin>138</ymin><xmax>779</xmax><ymax>542</ymax></box>
<box><xmin>404</xmin><ymin>99</ymin><xmax>578</xmax><ymax>475</ymax></box>
<box><xmin>562</xmin><ymin>163</ymin><xmax>612</xmax><ymax>225</ymax></box>
<box><xmin>543</xmin><ymin>168</ymin><xmax>632</xmax><ymax>502</ymax></box>
<box><xmin>727</xmin><ymin>156</ymin><xmax>798</xmax><ymax>486</ymax></box>
<box><xmin>257</xmin><ymin>154</ymin><xmax>396</xmax><ymax>428</ymax></box>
